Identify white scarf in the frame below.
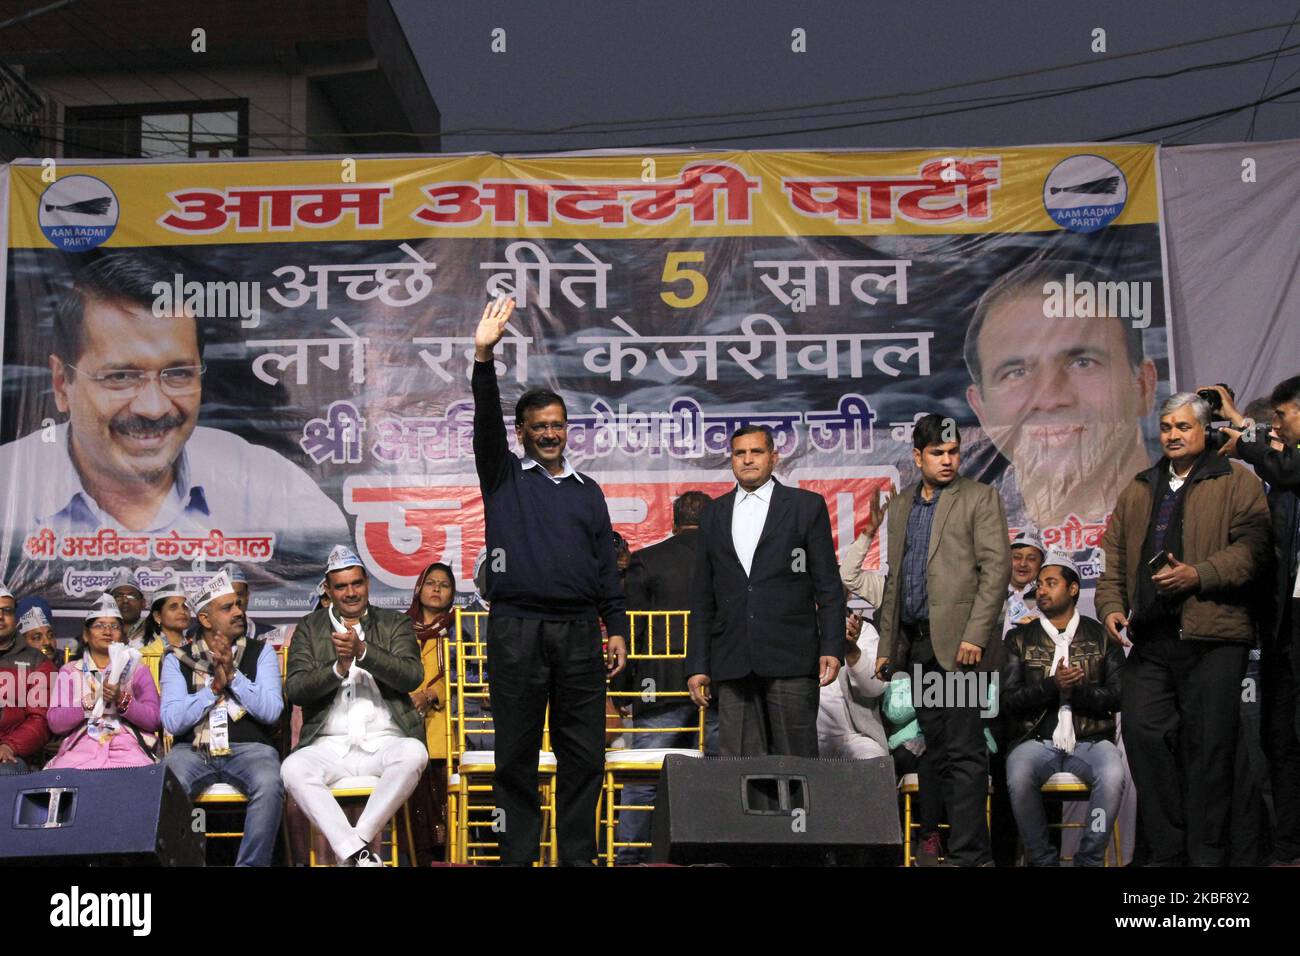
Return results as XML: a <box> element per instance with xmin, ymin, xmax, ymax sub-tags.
<box><xmin>80</xmin><ymin>645</ymin><xmax>141</xmax><ymax>744</ymax></box>
<box><xmin>1039</xmin><ymin>610</ymin><xmax>1080</xmax><ymax>754</ymax></box>
<box><xmin>328</xmin><ymin>607</ymin><xmax>383</xmax><ymax>752</ymax></box>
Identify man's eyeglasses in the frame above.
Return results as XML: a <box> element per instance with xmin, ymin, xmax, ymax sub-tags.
<box><xmin>522</xmin><ymin>423</ymin><xmax>567</xmax><ymax>436</ymax></box>
<box><xmin>66</xmin><ymin>364</ymin><xmax>206</xmax><ymax>396</ymax></box>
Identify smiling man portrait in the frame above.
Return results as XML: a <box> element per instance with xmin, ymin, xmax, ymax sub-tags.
<box><xmin>963</xmin><ymin>259</ymin><xmax>1158</xmax><ymax>532</ymax></box>
<box><xmin>0</xmin><ymin>252</ymin><xmax>348</xmax><ymax>583</ymax></box>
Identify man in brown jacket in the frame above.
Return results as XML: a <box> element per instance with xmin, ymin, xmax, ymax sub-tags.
<box><xmin>1097</xmin><ymin>392</ymin><xmax>1271</xmax><ymax>866</ymax></box>
<box><xmin>874</xmin><ymin>413</ymin><xmax>1011</xmax><ymax>866</ymax></box>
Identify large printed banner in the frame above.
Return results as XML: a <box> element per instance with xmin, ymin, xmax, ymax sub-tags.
<box><xmin>0</xmin><ymin>147</ymin><xmax>1172</xmax><ymax>622</ymax></box>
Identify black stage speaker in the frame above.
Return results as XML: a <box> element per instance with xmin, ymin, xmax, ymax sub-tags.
<box><xmin>651</xmin><ymin>755</ymin><xmax>901</xmax><ymax>865</ymax></box>
<box><xmin>0</xmin><ymin>765</ymin><xmax>204</xmax><ymax>866</ymax></box>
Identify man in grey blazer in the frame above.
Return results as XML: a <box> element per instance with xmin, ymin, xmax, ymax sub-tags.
<box><xmin>873</xmin><ymin>413</ymin><xmax>1011</xmax><ymax>866</ymax></box>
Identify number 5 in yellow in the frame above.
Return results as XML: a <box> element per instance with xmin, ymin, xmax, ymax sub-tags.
<box><xmin>660</xmin><ymin>251</ymin><xmax>708</xmax><ymax>308</ymax></box>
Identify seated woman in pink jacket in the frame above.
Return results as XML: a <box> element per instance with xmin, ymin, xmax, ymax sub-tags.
<box><xmin>46</xmin><ymin>594</ymin><xmax>161</xmax><ymax>770</ymax></box>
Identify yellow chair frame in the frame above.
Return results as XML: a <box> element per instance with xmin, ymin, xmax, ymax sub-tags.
<box><xmin>600</xmin><ymin>610</ymin><xmax>705</xmax><ymax>866</ymax></box>
<box><xmin>305</xmin><ymin>782</ymin><xmax>418</xmax><ymax>867</ymax></box>
<box><xmin>159</xmin><ymin>642</ymin><xmax>298</xmax><ymax>864</ymax></box>
<box><xmin>1040</xmin><ymin>773</ymin><xmax>1123</xmax><ymax>867</ymax></box>
<box><xmin>448</xmin><ymin>609</ymin><xmax>557</xmax><ymax>865</ymax></box>
<box><xmin>899</xmin><ymin>773</ymin><xmax>993</xmax><ymax>867</ymax></box>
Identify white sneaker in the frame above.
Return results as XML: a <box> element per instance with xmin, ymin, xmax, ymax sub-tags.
<box><xmin>354</xmin><ymin>849</ymin><xmax>385</xmax><ymax>867</ymax></box>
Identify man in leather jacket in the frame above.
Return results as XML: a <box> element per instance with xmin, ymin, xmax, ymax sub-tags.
<box><xmin>1002</xmin><ymin>551</ymin><xmax>1125</xmax><ymax>866</ymax></box>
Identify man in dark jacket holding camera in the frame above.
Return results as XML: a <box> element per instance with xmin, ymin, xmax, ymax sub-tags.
<box><xmin>1213</xmin><ymin>376</ymin><xmax>1300</xmax><ymax>864</ymax></box>
<box><xmin>1003</xmin><ymin>551</ymin><xmax>1125</xmax><ymax>866</ymax></box>
<box><xmin>1097</xmin><ymin>392</ymin><xmax>1271</xmax><ymax>866</ymax></box>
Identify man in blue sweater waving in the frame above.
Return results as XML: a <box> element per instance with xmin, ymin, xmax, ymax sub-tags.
<box><xmin>472</xmin><ymin>295</ymin><xmax>628</xmax><ymax>866</ymax></box>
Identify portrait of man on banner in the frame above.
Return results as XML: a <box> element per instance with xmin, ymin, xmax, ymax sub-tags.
<box><xmin>962</xmin><ymin>258</ymin><xmax>1162</xmax><ymax>563</ymax></box>
<box><xmin>0</xmin><ymin>251</ymin><xmax>349</xmax><ymax>596</ymax></box>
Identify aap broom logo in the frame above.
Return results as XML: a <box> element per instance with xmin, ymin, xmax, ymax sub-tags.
<box><xmin>38</xmin><ymin>175</ymin><xmax>119</xmax><ymax>251</ymax></box>
<box><xmin>1042</xmin><ymin>155</ymin><xmax>1127</xmax><ymax>234</ymax></box>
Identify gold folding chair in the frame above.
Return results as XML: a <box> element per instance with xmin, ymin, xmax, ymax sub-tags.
<box><xmin>1041</xmin><ymin>771</ymin><xmax>1122</xmax><ymax>866</ymax></box>
<box><xmin>899</xmin><ymin>773</ymin><xmax>993</xmax><ymax>866</ymax></box>
<box><xmin>163</xmin><ymin>640</ymin><xmax>299</xmax><ymax>864</ymax></box>
<box><xmin>448</xmin><ymin>609</ymin><xmax>557</xmax><ymax>865</ymax></box>
<box><xmin>600</xmin><ymin>610</ymin><xmax>705</xmax><ymax>866</ymax></box>
<box><xmin>304</xmin><ymin>776</ymin><xmax>417</xmax><ymax>867</ymax></box>
<box><xmin>160</xmin><ymin>733</ymin><xmax>295</xmax><ymax>865</ymax></box>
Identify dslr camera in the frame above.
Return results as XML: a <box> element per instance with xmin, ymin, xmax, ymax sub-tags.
<box><xmin>1197</xmin><ymin>383</ymin><xmax>1235</xmax><ymax>452</ymax></box>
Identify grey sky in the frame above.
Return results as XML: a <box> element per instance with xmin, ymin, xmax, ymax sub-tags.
<box><xmin>395</xmin><ymin>0</ymin><xmax>1300</xmax><ymax>153</ymax></box>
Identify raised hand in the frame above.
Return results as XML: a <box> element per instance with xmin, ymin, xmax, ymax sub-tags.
<box><xmin>860</xmin><ymin>489</ymin><xmax>891</xmax><ymax>541</ymax></box>
<box><xmin>474</xmin><ymin>295</ymin><xmax>516</xmax><ymax>361</ymax></box>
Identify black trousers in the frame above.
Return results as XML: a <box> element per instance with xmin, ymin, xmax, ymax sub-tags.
<box><xmin>716</xmin><ymin>674</ymin><xmax>819</xmax><ymax>757</ymax></box>
<box><xmin>1121</xmin><ymin>634</ymin><xmax>1248</xmax><ymax>866</ymax></box>
<box><xmin>908</xmin><ymin>635</ymin><xmax>991</xmax><ymax>866</ymax></box>
<box><xmin>1262</xmin><ymin>601</ymin><xmax>1300</xmax><ymax>862</ymax></box>
<box><xmin>487</xmin><ymin>616</ymin><xmax>606</xmax><ymax>865</ymax></box>
<box><xmin>1230</xmin><ymin>688</ymin><xmax>1268</xmax><ymax>866</ymax></box>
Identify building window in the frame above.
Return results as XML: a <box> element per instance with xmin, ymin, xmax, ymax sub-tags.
<box><xmin>64</xmin><ymin>99</ymin><xmax>248</xmax><ymax>159</ymax></box>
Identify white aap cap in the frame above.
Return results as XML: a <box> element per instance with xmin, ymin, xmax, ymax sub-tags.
<box><xmin>85</xmin><ymin>592</ymin><xmax>123</xmax><ymax>622</ymax></box>
<box><xmin>326</xmin><ymin>545</ymin><xmax>363</xmax><ymax>574</ymax></box>
<box><xmin>1010</xmin><ymin>528</ymin><xmax>1046</xmax><ymax>557</ymax></box>
<box><xmin>107</xmin><ymin>567</ymin><xmax>143</xmax><ymax>595</ymax></box>
<box><xmin>1040</xmin><ymin>549</ymin><xmax>1079</xmax><ymax>578</ymax></box>
<box><xmin>187</xmin><ymin>570</ymin><xmax>236</xmax><ymax>616</ymax></box>
<box><xmin>19</xmin><ymin>606</ymin><xmax>50</xmax><ymax>633</ymax></box>
<box><xmin>149</xmin><ymin>574</ymin><xmax>188</xmax><ymax>605</ymax></box>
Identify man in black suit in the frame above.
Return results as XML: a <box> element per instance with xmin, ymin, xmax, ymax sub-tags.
<box><xmin>613</xmin><ymin>489</ymin><xmax>717</xmax><ymax>863</ymax></box>
<box><xmin>622</xmin><ymin>489</ymin><xmax>716</xmax><ymax>742</ymax></box>
<box><xmin>687</xmin><ymin>426</ymin><xmax>844</xmax><ymax>757</ymax></box>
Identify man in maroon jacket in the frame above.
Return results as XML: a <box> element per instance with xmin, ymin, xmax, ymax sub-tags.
<box><xmin>0</xmin><ymin>585</ymin><xmax>55</xmax><ymax>773</ymax></box>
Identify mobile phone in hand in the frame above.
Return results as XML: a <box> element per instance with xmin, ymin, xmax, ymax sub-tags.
<box><xmin>1147</xmin><ymin>551</ymin><xmax>1171</xmax><ymax>573</ymax></box>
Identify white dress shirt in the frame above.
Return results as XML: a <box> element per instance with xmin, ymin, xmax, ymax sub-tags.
<box><xmin>520</xmin><ymin>455</ymin><xmax>583</xmax><ymax>484</ymax></box>
<box><xmin>731</xmin><ymin>477</ymin><xmax>774</xmax><ymax>577</ymax></box>
<box><xmin>1168</xmin><ymin>461</ymin><xmax>1191</xmax><ymax>492</ymax></box>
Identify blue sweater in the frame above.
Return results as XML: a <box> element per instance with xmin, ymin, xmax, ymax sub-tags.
<box><xmin>472</xmin><ymin>360</ymin><xmax>628</xmax><ymax>636</ymax></box>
